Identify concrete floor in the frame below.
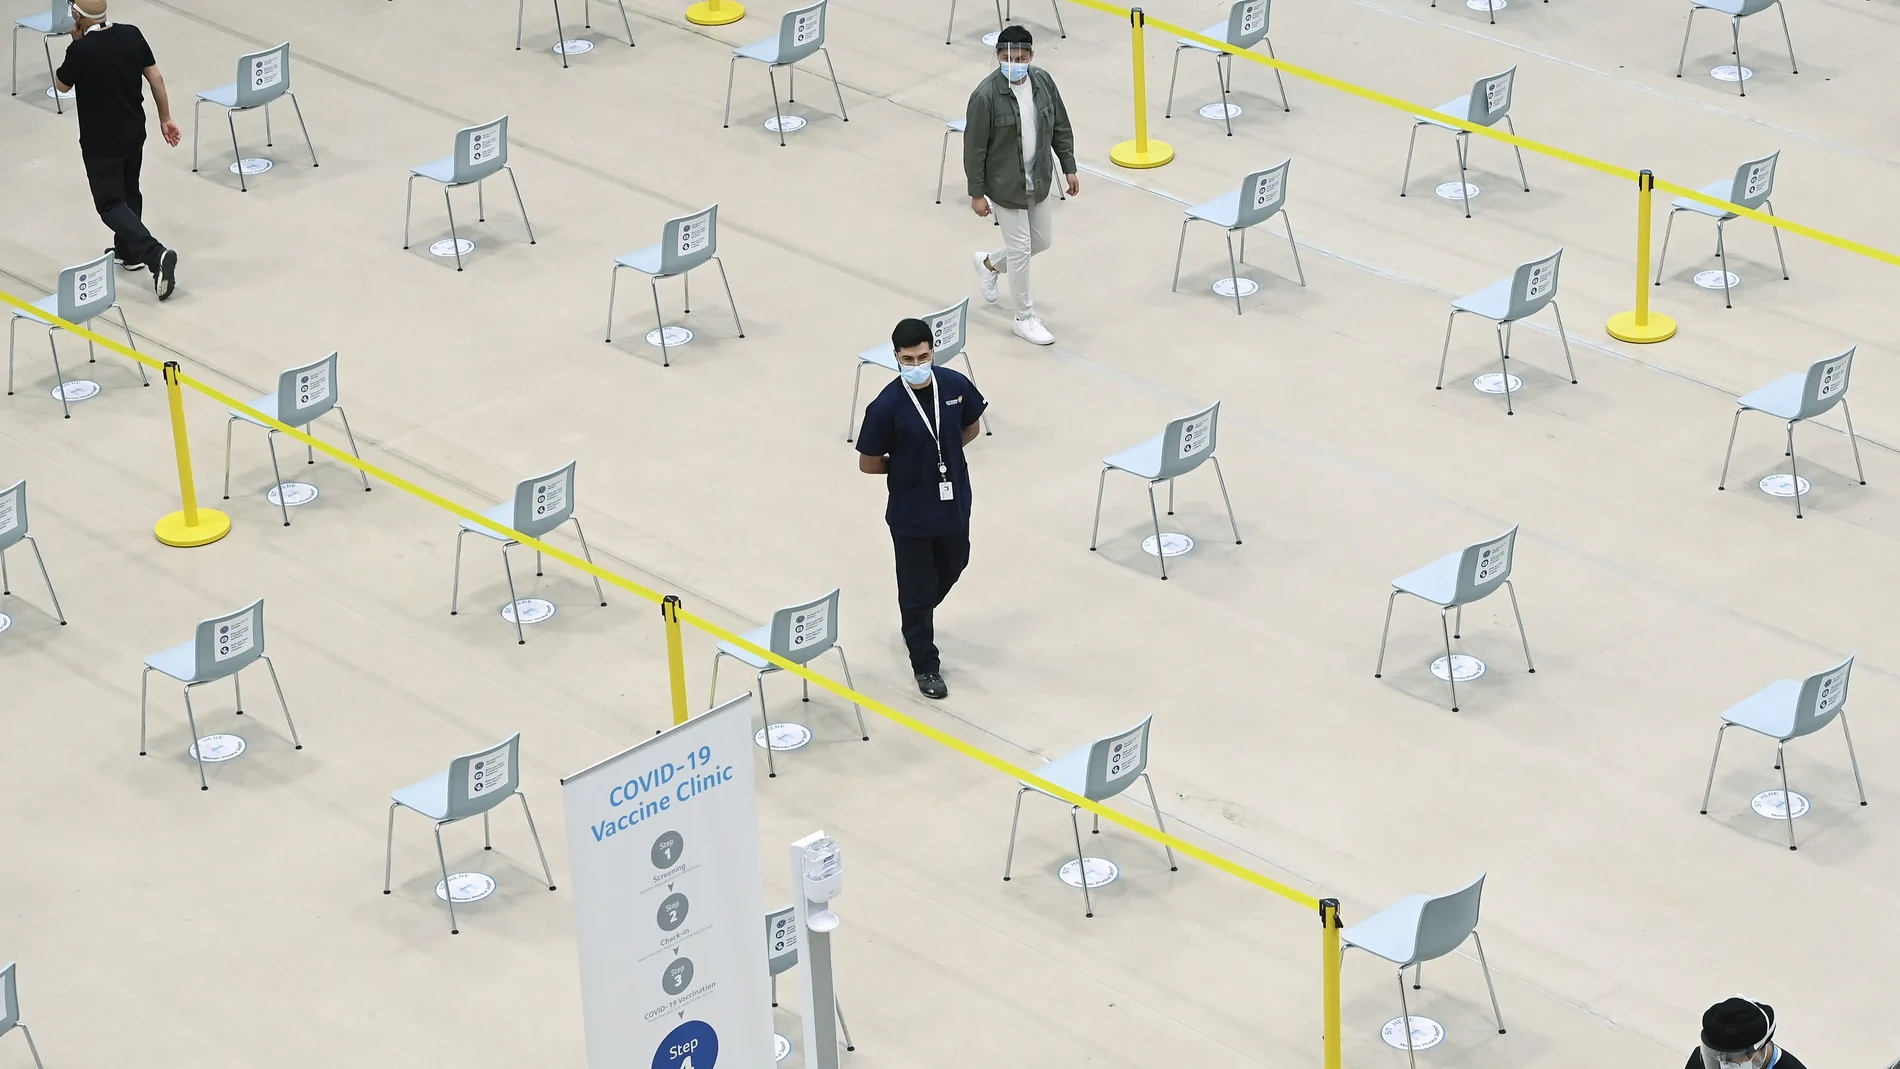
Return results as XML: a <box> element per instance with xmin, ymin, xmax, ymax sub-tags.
<box><xmin>4</xmin><ymin>0</ymin><xmax>1899</xmax><ymax>1065</ymax></box>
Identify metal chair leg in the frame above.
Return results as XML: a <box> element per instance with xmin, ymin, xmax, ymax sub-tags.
<box><xmin>616</xmin><ymin>0</ymin><xmax>636</xmax><ymax>45</ymax></box>
<box><xmin>41</xmin><ymin>35</ymin><xmax>58</xmax><ymax>114</ymax></box>
<box><xmin>1217</xmin><ymin>53</ymin><xmax>1234</xmax><ymax>136</ymax></box>
<box><xmin>1140</xmin><ymin>773</ymin><xmax>1178</xmax><ymax>870</ymax></box>
<box><xmin>649</xmin><ymin>277</ymin><xmax>670</xmax><ymax>367</ymax></box>
<box><xmin>383</xmin><ymin>802</ymin><xmax>400</xmax><ymax>892</ymax></box>
<box><xmin>1002</xmin><ymin>787</ymin><xmax>1028</xmax><ymax>879</ymax></box>
<box><xmin>1839</xmin><ymin>713</ymin><xmax>1868</xmax><ymax>806</ymax></box>
<box><xmin>1171</xmin><ymin>218</ymin><xmax>1192</xmax><ymax>293</ymax></box>
<box><xmin>288</xmin><ymin>91</ymin><xmax>318</xmax><ymax>166</ymax></box>
<box><xmin>1400</xmin><ymin>123</ymin><xmax>1422</xmax><ymax>196</ymax></box>
<box><xmin>1163</xmin><ymin>47</ymin><xmax>1182</xmax><ymax>119</ymax></box>
<box><xmin>226</xmin><ymin>110</ymin><xmax>247</xmax><ymax>192</ymax></box>
<box><xmin>821</xmin><ymin>49</ymin><xmax>849</xmax><ymax>121</ymax></box>
<box><xmin>1088</xmin><ymin>467</ymin><xmax>1109</xmax><ymax>551</ymax></box>
<box><xmin>46</xmin><ymin>331</ymin><xmax>68</xmax><ymax>419</ymax></box>
<box><xmin>1211</xmin><ymin>456</ymin><xmax>1241</xmax><ymax>543</ymax></box>
<box><xmin>433</xmin><ymin>824</ymin><xmax>460</xmax><ymax>933</ymax></box>
<box><xmin>571</xmin><ymin>516</ymin><xmax>608</xmax><ymax>606</ymax></box>
<box><xmin>1454</xmin><ymin>132</ymin><xmax>1472</xmax><ymax>218</ymax></box>
<box><xmin>1700</xmin><ymin>723</ymin><xmax>1729</xmax><ymax>813</ymax></box>
<box><xmin>1504</xmin><ymin>115</ymin><xmax>1530</xmax><ymax>191</ymax></box>
<box><xmin>1765</xmin><ymin>200</ymin><xmax>1789</xmax><ymax>279</ymax></box>
<box><xmin>1715</xmin><ymin>221</ymin><xmax>1733</xmax><ymax>308</ymax></box>
<box><xmin>1395</xmin><ymin>969</ymin><xmax>1419</xmax><ymax>1069</ymax></box>
<box><xmin>505</xmin><ymin>166</ymin><xmax>536</xmax><ymax>244</ymax></box>
<box><xmin>1374</xmin><ymin>590</ymin><xmax>1401</xmax><ymax>677</ymax></box>
<box><xmin>551</xmin><ymin>0</ymin><xmax>569</xmax><ymax>68</ymax></box>
<box><xmin>1223</xmin><ymin>231</ymin><xmax>1243</xmax><ymax>315</ymax></box>
<box><xmin>713</xmin><ymin>255</ymin><xmax>744</xmax><ymax>337</ymax></box>
<box><xmin>1731</xmin><ymin>17</ymin><xmax>1745</xmax><ymax>97</ymax></box>
<box><xmin>1436</xmin><ymin>310</ymin><xmax>1460</xmax><ymax>390</ymax></box>
<box><xmin>1068</xmin><ymin>806</ymin><xmax>1094</xmax><ymax>917</ymax></box>
<box><xmin>723</xmin><ymin>56</ymin><xmax>740</xmax><ymax>128</ymax></box>
<box><xmin>519</xmin><ymin>790</ymin><xmax>558</xmax><ymax>888</ymax></box>
<box><xmin>1841</xmin><ymin>399</ymin><xmax>1866</xmax><ymax>485</ymax></box>
<box><xmin>1264</xmin><ymin>37</ymin><xmax>1289</xmax><ymax>110</ymax></box>
<box><xmin>183</xmin><ymin>684</ymin><xmax>210</xmax><ymax>790</ymax></box>
<box><xmin>1144</xmin><ymin>483</ymin><xmax>1167</xmax><ymax>580</ymax></box>
<box><xmin>1440</xmin><ymin>609</ymin><xmax>1459</xmax><ymax>711</ymax></box>
<box><xmin>1778</xmin><ymin>743</ymin><xmax>1797</xmax><ymax>849</ymax></box>
<box><xmin>112</xmin><ymin>307</ymin><xmax>146</xmax><ymax>386</ymax></box>
<box><xmin>845</xmin><ymin>362</ymin><xmax>868</xmax><ymax>441</ymax></box>
<box><xmin>1676</xmin><ymin>4</ymin><xmax>1697</xmax><ymax>76</ymax></box>
<box><xmin>707</xmin><ymin>651</ymin><xmax>725</xmax><ymax>709</ymax></box>
<box><xmin>333</xmin><ymin>405</ymin><xmax>371</xmax><ymax>492</ymax></box>
<box><xmin>500</xmin><ymin>543</ymin><xmax>527</xmax><ymax>643</ymax></box>
<box><xmin>1281</xmin><ymin>211</ymin><xmax>1306</xmax><ymax>286</ymax></box>
<box><xmin>835</xmin><ymin>999</ymin><xmax>855</xmax><ymax>1050</ymax></box>
<box><xmin>442</xmin><ymin>187</ymin><xmax>464</xmax><ymax>271</ymax></box>
<box><xmin>767</xmin><ymin>67</ymin><xmax>785</xmax><ymax>147</ymax></box>
<box><xmin>1717</xmin><ymin>408</ymin><xmax>1743</xmax><ymax>489</ymax></box>
<box><xmin>139</xmin><ymin>666</ymin><xmax>153</xmax><ymax>755</ymax></box>
<box><xmin>1504</xmin><ymin>580</ymin><xmax>1535</xmax><ymax>671</ymax></box>
<box><xmin>1549</xmin><ymin>301</ymin><xmax>1577</xmax><ymax>383</ymax></box>
<box><xmin>1786</xmin><ymin>423</ymin><xmax>1803</xmax><ymax>518</ymax></box>
<box><xmin>1776</xmin><ymin>0</ymin><xmax>1797</xmax><ymax>71</ymax></box>
<box><xmin>265</xmin><ymin>430</ymin><xmax>291</xmax><ymax>526</ymax></box>
<box><xmin>261</xmin><ymin>654</ymin><xmax>302</xmax><ymax>749</ymax></box>
<box><xmin>192</xmin><ymin>97</ymin><xmax>203</xmax><ymax>171</ymax></box>
<box><xmin>834</xmin><ymin>645</ymin><xmax>868</xmax><ymax>740</ymax></box>
<box><xmin>1654</xmin><ymin>210</ymin><xmax>1681</xmax><ymax>284</ymax></box>
<box><xmin>1495</xmin><ymin>322</ymin><xmax>1513</xmax><ymax>416</ymax></box>
<box><xmin>1472</xmin><ymin>931</ymin><xmax>1507</xmax><ymax>1032</ymax></box>
<box><xmin>759</xmin><ymin>675</ymin><xmax>777</xmax><ymax>778</ymax></box>
<box><xmin>22</xmin><ymin>536</ymin><xmax>65</xmax><ymax>624</ymax></box>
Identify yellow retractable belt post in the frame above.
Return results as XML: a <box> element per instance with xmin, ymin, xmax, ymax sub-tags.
<box><xmin>153</xmin><ymin>361</ymin><xmax>232</xmax><ymax>547</ymax></box>
<box><xmin>1109</xmin><ymin>8</ymin><xmax>1174</xmax><ymax>169</ymax></box>
<box><xmin>685</xmin><ymin>0</ymin><xmax>745</xmax><ymax>26</ymax></box>
<box><xmin>1320</xmin><ymin>898</ymin><xmax>1344</xmax><ymax>1069</ymax></box>
<box><xmin>1606</xmin><ymin>170</ymin><xmax>1678</xmax><ymax>344</ymax></box>
<box><xmin>662</xmin><ymin>595</ymin><xmax>690</xmax><ymax>726</ymax></box>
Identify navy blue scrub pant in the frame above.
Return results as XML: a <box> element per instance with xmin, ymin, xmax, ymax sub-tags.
<box><xmin>892</xmin><ymin>527</ymin><xmax>970</xmax><ymax>675</ymax></box>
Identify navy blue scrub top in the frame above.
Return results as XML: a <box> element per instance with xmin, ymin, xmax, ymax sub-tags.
<box><xmin>856</xmin><ymin>366</ymin><xmax>987</xmax><ymax>537</ymax></box>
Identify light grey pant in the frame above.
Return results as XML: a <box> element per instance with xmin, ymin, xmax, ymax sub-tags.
<box><xmin>988</xmin><ymin>193</ymin><xmax>1055</xmax><ymax>319</ymax></box>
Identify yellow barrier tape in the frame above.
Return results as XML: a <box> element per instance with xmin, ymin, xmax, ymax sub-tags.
<box><xmin>1060</xmin><ymin>0</ymin><xmax>1900</xmax><ymax>269</ymax></box>
<box><xmin>0</xmin><ymin>283</ymin><xmax>1322</xmax><ymax>912</ymax></box>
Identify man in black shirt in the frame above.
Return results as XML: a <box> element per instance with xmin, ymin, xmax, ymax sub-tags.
<box><xmin>855</xmin><ymin>318</ymin><xmax>988</xmax><ymax>699</ymax></box>
<box><xmin>54</xmin><ymin>0</ymin><xmax>179</xmax><ymax>300</ymax></box>
<box><xmin>1686</xmin><ymin>997</ymin><xmax>1807</xmax><ymax>1069</ymax></box>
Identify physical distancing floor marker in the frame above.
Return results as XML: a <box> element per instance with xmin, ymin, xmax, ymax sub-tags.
<box><xmin>51</xmin><ymin>380</ymin><xmax>101</xmax><ymax>403</ymax></box>
<box><xmin>229</xmin><ymin>158</ymin><xmax>273</xmax><ymax>176</ymax></box>
<box><xmin>1752</xmin><ymin>790</ymin><xmax>1809</xmax><ymax>820</ymax></box>
<box><xmin>1058</xmin><ymin>857</ymin><xmax>1119</xmax><ymax>889</ymax></box>
<box><xmin>501</xmin><ymin>598</ymin><xmax>557</xmax><ymax>626</ymax></box>
<box><xmin>46</xmin><ymin>86</ymin><xmax>73</xmax><ymax>100</ymax></box>
<box><xmin>756</xmin><ymin>723</ymin><xmax>814</xmax><ymax>751</ymax></box>
<box><xmin>429</xmin><ymin>238</ymin><xmax>474</xmax><ymax>259</ymax></box>
<box><xmin>265</xmin><ymin>482</ymin><xmax>319</xmax><ymax>508</ymax></box>
<box><xmin>982</xmin><ymin>30</ymin><xmax>1002</xmax><ymax>46</ymax></box>
<box><xmin>764</xmin><ymin>115</ymin><xmax>807</xmax><ymax>134</ymax></box>
<box><xmin>1212</xmin><ymin>277</ymin><xmax>1258</xmax><ymax>298</ymax></box>
<box><xmin>189</xmin><ymin>733</ymin><xmax>246</xmax><ymax>762</ymax></box>
<box><xmin>1712</xmin><ymin>65</ymin><xmax>1752</xmax><ymax>82</ymax></box>
<box><xmin>1472</xmin><ymin>373</ymin><xmax>1521</xmax><ymax>395</ymax></box>
<box><xmin>1694</xmin><ymin>270</ymin><xmax>1741</xmax><ymax>290</ymax></box>
<box><xmin>1759</xmin><ymin>474</ymin><xmax>1810</xmax><ymax>498</ymax></box>
<box><xmin>1383</xmin><ymin>1015</ymin><xmax>1447</xmax><ymax>1051</ymax></box>
<box><xmin>0</xmin><ymin>613</ymin><xmax>12</xmax><ymax>634</ymax></box>
<box><xmin>647</xmin><ymin>326</ymin><xmax>694</xmax><ymax>348</ymax></box>
<box><xmin>774</xmin><ymin>1034</ymin><xmax>791</xmax><ymax>1061</ymax></box>
<box><xmin>555</xmin><ymin>39</ymin><xmax>595</xmax><ymax>55</ymax></box>
<box><xmin>436</xmin><ymin>872</ymin><xmax>498</xmax><ymax>902</ymax></box>
<box><xmin>1437</xmin><ymin>181</ymin><xmax>1481</xmax><ymax>201</ymax></box>
<box><xmin>1141</xmin><ymin>533</ymin><xmax>1195</xmax><ymax>557</ymax></box>
<box><xmin>1431</xmin><ymin>655</ymin><xmax>1486</xmax><ymax>682</ymax></box>
<box><xmin>1199</xmin><ymin>102</ymin><xmax>1242</xmax><ymax>121</ymax></box>
<box><xmin>1465</xmin><ymin>0</ymin><xmax>1504</xmax><ymax>9</ymax></box>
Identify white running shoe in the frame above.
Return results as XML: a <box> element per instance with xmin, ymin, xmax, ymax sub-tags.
<box><xmin>1012</xmin><ymin>316</ymin><xmax>1055</xmax><ymax>346</ymax></box>
<box><xmin>972</xmin><ymin>251</ymin><xmax>1000</xmax><ymax>304</ymax></box>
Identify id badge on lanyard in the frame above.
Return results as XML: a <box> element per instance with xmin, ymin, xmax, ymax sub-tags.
<box><xmin>901</xmin><ymin>373</ymin><xmax>954</xmax><ymax>502</ymax></box>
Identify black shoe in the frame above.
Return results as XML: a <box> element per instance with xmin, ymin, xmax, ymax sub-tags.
<box><xmin>153</xmin><ymin>248</ymin><xmax>178</xmax><ymax>301</ymax></box>
<box><xmin>915</xmin><ymin>672</ymin><xmax>948</xmax><ymax>699</ymax></box>
<box><xmin>106</xmin><ymin>247</ymin><xmax>145</xmax><ymax>272</ymax></box>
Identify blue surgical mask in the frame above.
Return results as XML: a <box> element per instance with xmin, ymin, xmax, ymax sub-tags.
<box><xmin>1000</xmin><ymin>60</ymin><xmax>1029</xmax><ymax>82</ymax></box>
<box><xmin>900</xmin><ymin>363</ymin><xmax>933</xmax><ymax>386</ymax></box>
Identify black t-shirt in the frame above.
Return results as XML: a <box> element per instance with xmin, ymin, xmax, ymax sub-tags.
<box><xmin>855</xmin><ymin>367</ymin><xmax>987</xmax><ymax>538</ymax></box>
<box><xmin>55</xmin><ymin>23</ymin><xmax>156</xmax><ymax>152</ymax></box>
<box><xmin>1683</xmin><ymin>1048</ymin><xmax>1807</xmax><ymax>1069</ymax></box>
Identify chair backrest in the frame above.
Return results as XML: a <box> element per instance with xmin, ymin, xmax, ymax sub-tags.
<box><xmin>273</xmin><ymin>351</ymin><xmax>340</xmax><ymax>428</ymax></box>
<box><xmin>507</xmin><ymin>461</ymin><xmax>579</xmax><ymax>540</ymax></box>
<box><xmin>1500</xmin><ymin>248</ymin><xmax>1562</xmax><ymax>321</ymax></box>
<box><xmin>1082</xmin><ymin>715</ymin><xmax>1155</xmax><ymax>801</ymax></box>
<box><xmin>232</xmin><ymin>42</ymin><xmax>291</xmax><ymax>109</ymax></box>
<box><xmin>1413</xmin><ymin>873</ymin><xmax>1487</xmax><ymax>963</ymax></box>
<box><xmin>1792</xmin><ymin>346</ymin><xmax>1853</xmax><ymax>420</ymax></box>
<box><xmin>1223</xmin><ymin>0</ymin><xmax>1272</xmax><ymax>48</ymax></box>
<box><xmin>1463</xmin><ymin>67</ymin><xmax>1517</xmax><ymax>127</ymax></box>
<box><xmin>450</xmin><ymin>116</ymin><xmax>510</xmax><ymax>186</ymax></box>
<box><xmin>444</xmin><ymin>732</ymin><xmax>524</xmax><ymax>821</ymax></box>
<box><xmin>1232</xmin><ymin>159</ymin><xmax>1292</xmax><ymax>230</ymax></box>
<box><xmin>43</xmin><ymin>0</ymin><xmax>74</xmax><ymax>34</ymax></box>
<box><xmin>768</xmin><ymin>588</ymin><xmax>841</xmax><ymax>666</ymax></box>
<box><xmin>55</xmin><ymin>253</ymin><xmax>116</xmax><ymax>325</ymax></box>
<box><xmin>1452</xmin><ymin>525</ymin><xmax>1517</xmax><ymax>605</ymax></box>
<box><xmin>1788</xmin><ymin>654</ymin><xmax>1854</xmax><ymax>740</ymax></box>
<box><xmin>657</xmin><ymin>205</ymin><xmax>719</xmax><ymax>278</ymax></box>
<box><xmin>775</xmin><ymin>0</ymin><xmax>829</xmax><ymax>66</ymax></box>
<box><xmin>1155</xmin><ymin>402</ymin><xmax>1221</xmax><ymax>481</ymax></box>
<box><xmin>765</xmin><ymin>906</ymin><xmax>800</xmax><ymax>976</ymax></box>
<box><xmin>0</xmin><ymin>480</ymin><xmax>29</xmax><ymax>553</ymax></box>
<box><xmin>1723</xmin><ymin>151</ymin><xmax>1779</xmax><ymax>213</ymax></box>
<box><xmin>0</xmin><ymin>961</ymin><xmax>20</xmax><ymax>1036</ymax></box>
<box><xmin>191</xmin><ymin>598</ymin><xmax>267</xmax><ymax>682</ymax></box>
<box><xmin>924</xmin><ymin>298</ymin><xmax>971</xmax><ymax>364</ymax></box>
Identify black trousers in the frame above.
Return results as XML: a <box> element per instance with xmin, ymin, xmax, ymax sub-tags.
<box><xmin>83</xmin><ymin>142</ymin><xmax>164</xmax><ymax>269</ymax></box>
<box><xmin>891</xmin><ymin>527</ymin><xmax>971</xmax><ymax>675</ymax></box>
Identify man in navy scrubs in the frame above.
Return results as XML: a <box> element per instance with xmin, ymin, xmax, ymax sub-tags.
<box><xmin>856</xmin><ymin>318</ymin><xmax>987</xmax><ymax>699</ymax></box>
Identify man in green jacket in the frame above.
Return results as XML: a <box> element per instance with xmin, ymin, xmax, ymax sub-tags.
<box><xmin>965</xmin><ymin>25</ymin><xmax>1078</xmax><ymax>347</ymax></box>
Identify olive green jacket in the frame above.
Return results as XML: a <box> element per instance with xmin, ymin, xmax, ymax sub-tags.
<box><xmin>963</xmin><ymin>66</ymin><xmax>1076</xmax><ymax>211</ymax></box>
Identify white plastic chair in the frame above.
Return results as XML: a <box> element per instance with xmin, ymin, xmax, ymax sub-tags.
<box><xmin>9</xmin><ymin>0</ymin><xmax>72</xmax><ymax>113</ymax></box>
<box><xmin>0</xmin><ymin>962</ymin><xmax>45</xmax><ymax>1069</ymax></box>
<box><xmin>1342</xmin><ymin>874</ymin><xmax>1506</xmax><ymax>1069</ymax></box>
<box><xmin>1717</xmin><ymin>346</ymin><xmax>1862</xmax><ymax>519</ymax></box>
<box><xmin>139</xmin><ymin>599</ymin><xmax>302</xmax><ymax>791</ymax></box>
<box><xmin>723</xmin><ymin>1</ymin><xmax>848</xmax><ymax>147</ymax></box>
<box><xmin>1374</xmin><ymin>526</ymin><xmax>1533</xmax><ymax>712</ymax></box>
<box><xmin>449</xmin><ymin>461</ymin><xmax>608</xmax><ymax>646</ymax></box>
<box><xmin>0</xmin><ymin>480</ymin><xmax>67</xmax><ymax>627</ymax></box>
<box><xmin>221</xmin><ymin>351</ymin><xmax>371</xmax><ymax>527</ymax></box>
<box><xmin>1436</xmin><ymin>249</ymin><xmax>1574</xmax><ymax>416</ymax></box>
<box><xmin>7</xmin><ymin>252</ymin><xmax>148</xmax><ymax>418</ymax></box>
<box><xmin>1089</xmin><ymin>403</ymin><xmax>1240</xmax><ymax>580</ymax></box>
<box><xmin>708</xmin><ymin>588</ymin><xmax>865</xmax><ymax>778</ymax></box>
<box><xmin>1676</xmin><ymin>0</ymin><xmax>1796</xmax><ymax>96</ymax></box>
<box><xmin>191</xmin><ymin>43</ymin><xmax>318</xmax><ymax>192</ymax></box>
<box><xmin>1701</xmin><ymin>654</ymin><xmax>1866</xmax><ymax>851</ymax></box>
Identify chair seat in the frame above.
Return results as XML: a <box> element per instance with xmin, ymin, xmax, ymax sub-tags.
<box><xmin>1185</xmin><ymin>189</ymin><xmax>1246</xmax><ymax>229</ymax></box>
<box><xmin>458</xmin><ymin>501</ymin><xmax>518</xmax><ymax>542</ymax></box>
<box><xmin>1693</xmin><ymin>0</ymin><xmax>1750</xmax><ymax>14</ymax></box>
<box><xmin>1450</xmin><ymin>277</ymin><xmax>1515</xmax><ymax>321</ymax></box>
<box><xmin>614</xmin><ymin>243</ymin><xmax>666</xmax><ymax>276</ymax></box>
<box><xmin>1417</xmin><ymin>95</ymin><xmax>1472</xmax><ymax>131</ymax></box>
<box><xmin>734</xmin><ymin>37</ymin><xmax>783</xmax><ymax>64</ymax></box>
<box><xmin>197</xmin><ymin>83</ymin><xmax>240</xmax><ymax>108</ymax></box>
<box><xmin>392</xmin><ymin>770</ymin><xmax>452</xmax><ymax>820</ymax></box>
<box><xmin>1103</xmin><ymin>435</ymin><xmax>1165</xmax><ymax>480</ymax></box>
<box><xmin>1737</xmin><ymin>372</ymin><xmax>1805</xmax><ymax>420</ymax></box>
<box><xmin>1720</xmin><ymin>678</ymin><xmax>1801</xmax><ymax>739</ymax></box>
<box><xmin>857</xmin><ymin>342</ymin><xmax>901</xmax><ymax>372</ymax></box>
<box><xmin>1672</xmin><ymin>179</ymin><xmax>1738</xmax><ymax>220</ymax></box>
<box><xmin>230</xmin><ymin>390</ymin><xmax>283</xmax><ymax>428</ymax></box>
<box><xmin>717</xmin><ymin>624</ymin><xmax>776</xmax><ymax>671</ymax></box>
<box><xmin>1341</xmin><ymin>893</ymin><xmax>1430</xmax><ymax>964</ymax></box>
<box><xmin>946</xmin><ymin>117</ymin><xmax>966</xmax><ymax>133</ymax></box>
<box><xmin>409</xmin><ymin>156</ymin><xmax>458</xmax><ymax>184</ymax></box>
<box><xmin>143</xmin><ymin>639</ymin><xmax>200</xmax><ymax>683</ymax></box>
<box><xmin>15</xmin><ymin>11</ymin><xmax>58</xmax><ymax>32</ymax></box>
<box><xmin>1020</xmin><ymin>741</ymin><xmax>1091</xmax><ymax>797</ymax></box>
<box><xmin>1391</xmin><ymin>550</ymin><xmax>1462</xmax><ymax>606</ymax></box>
<box><xmin>7</xmin><ymin>294</ymin><xmax>62</xmax><ymax>326</ymax></box>
<box><xmin>1178</xmin><ymin>22</ymin><xmax>1232</xmax><ymax>53</ymax></box>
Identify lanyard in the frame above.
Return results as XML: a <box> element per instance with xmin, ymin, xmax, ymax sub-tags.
<box><xmin>900</xmin><ymin>372</ymin><xmax>948</xmax><ymax>479</ymax></box>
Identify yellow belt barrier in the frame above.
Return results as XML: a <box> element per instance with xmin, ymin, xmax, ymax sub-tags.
<box><xmin>1321</xmin><ymin>898</ymin><xmax>1343</xmax><ymax>1069</ymax></box>
<box><xmin>1108</xmin><ymin>9</ymin><xmax>1174</xmax><ymax>169</ymax></box>
<box><xmin>662</xmin><ymin>594</ymin><xmax>690</xmax><ymax>727</ymax></box>
<box><xmin>1606</xmin><ymin>171</ymin><xmax>1677</xmax><ymax>344</ymax></box>
<box><xmin>153</xmin><ymin>360</ymin><xmax>232</xmax><ymax>547</ymax></box>
<box><xmin>684</xmin><ymin>0</ymin><xmax>745</xmax><ymax>26</ymax></box>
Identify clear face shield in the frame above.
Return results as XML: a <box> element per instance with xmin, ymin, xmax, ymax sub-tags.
<box><xmin>1698</xmin><ymin>1001</ymin><xmax>1774</xmax><ymax>1069</ymax></box>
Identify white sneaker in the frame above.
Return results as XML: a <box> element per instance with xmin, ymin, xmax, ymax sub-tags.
<box><xmin>972</xmin><ymin>251</ymin><xmax>1000</xmax><ymax>304</ymax></box>
<box><xmin>1012</xmin><ymin>316</ymin><xmax>1055</xmax><ymax>346</ymax></box>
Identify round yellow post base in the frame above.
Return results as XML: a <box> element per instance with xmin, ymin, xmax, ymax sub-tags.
<box><xmin>1109</xmin><ymin>139</ymin><xmax>1175</xmax><ymax>169</ymax></box>
<box><xmin>155</xmin><ymin>509</ymin><xmax>232</xmax><ymax>548</ymax></box>
<box><xmin>1605</xmin><ymin>310</ymin><xmax>1678</xmax><ymax>344</ymax></box>
<box><xmin>685</xmin><ymin>0</ymin><xmax>745</xmax><ymax>25</ymax></box>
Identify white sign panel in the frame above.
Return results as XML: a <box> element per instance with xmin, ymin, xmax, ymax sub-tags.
<box><xmin>213</xmin><ymin>610</ymin><xmax>256</xmax><ymax>662</ymax></box>
<box><xmin>468</xmin><ymin>123</ymin><xmax>503</xmax><ymax>168</ymax></box>
<box><xmin>0</xmin><ymin>492</ymin><xmax>17</xmax><ymax>539</ymax></box>
<box><xmin>790</xmin><ymin>602</ymin><xmax>829</xmax><ymax>651</ymax></box>
<box><xmin>562</xmin><ymin>696</ymin><xmax>772</xmax><ymax>1069</ymax></box>
<box><xmin>250</xmin><ymin>51</ymin><xmax>283</xmax><ymax>92</ymax></box>
<box><xmin>533</xmin><ymin>472</ymin><xmax>569</xmax><ymax>521</ymax></box>
<box><xmin>294</xmin><ymin>362</ymin><xmax>333</xmax><ymax>411</ymax></box>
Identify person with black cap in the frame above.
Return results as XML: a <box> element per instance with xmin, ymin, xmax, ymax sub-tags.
<box><xmin>1688</xmin><ymin>996</ymin><xmax>1807</xmax><ymax>1069</ymax></box>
